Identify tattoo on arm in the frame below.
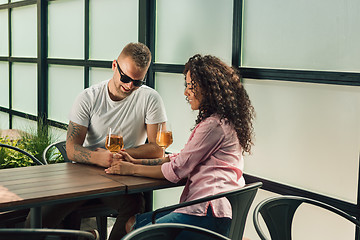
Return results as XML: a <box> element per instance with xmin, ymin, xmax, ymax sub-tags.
<box><xmin>67</xmin><ymin>122</ymin><xmax>82</xmax><ymax>142</ymax></box>
<box><xmin>74</xmin><ymin>145</ymin><xmax>92</xmax><ymax>164</ymax></box>
<box><xmin>141</xmin><ymin>158</ymin><xmax>163</xmax><ymax>165</ymax></box>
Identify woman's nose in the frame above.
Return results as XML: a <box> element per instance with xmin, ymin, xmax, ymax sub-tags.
<box><xmin>184</xmin><ymin>88</ymin><xmax>189</xmax><ymax>96</ymax></box>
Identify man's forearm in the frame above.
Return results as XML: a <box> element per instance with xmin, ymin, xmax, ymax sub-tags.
<box><xmin>72</xmin><ymin>144</ymin><xmax>93</xmax><ymax>164</ymax></box>
<box><xmin>125</xmin><ymin>142</ymin><xmax>163</xmax><ymax>159</ymax></box>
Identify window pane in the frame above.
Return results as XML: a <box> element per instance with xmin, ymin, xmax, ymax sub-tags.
<box><xmin>49</xmin><ymin>126</ymin><xmax>67</xmax><ymax>141</ymax></box>
<box><xmin>12</xmin><ymin>116</ymin><xmax>37</xmax><ymax>132</ymax></box>
<box><xmin>0</xmin><ymin>112</ymin><xmax>9</xmax><ymax>130</ymax></box>
<box><xmin>89</xmin><ymin>0</ymin><xmax>138</xmax><ymax>60</ymax></box>
<box><xmin>0</xmin><ymin>9</ymin><xmax>8</xmax><ymax>56</ymax></box>
<box><xmin>0</xmin><ymin>0</ymin><xmax>8</xmax><ymax>4</ymax></box>
<box><xmin>155</xmin><ymin>0</ymin><xmax>233</xmax><ymax>65</ymax></box>
<box><xmin>89</xmin><ymin>67</ymin><xmax>113</xmax><ymax>86</ymax></box>
<box><xmin>0</xmin><ymin>62</ymin><xmax>9</xmax><ymax>108</ymax></box>
<box><xmin>155</xmin><ymin>72</ymin><xmax>198</xmax><ymax>153</ymax></box>
<box><xmin>243</xmin><ymin>79</ymin><xmax>360</xmax><ymax>203</ymax></box>
<box><xmin>11</xmin><ymin>5</ymin><xmax>37</xmax><ymax>57</ymax></box>
<box><xmin>48</xmin><ymin>65</ymin><xmax>84</xmax><ymax>123</ymax></box>
<box><xmin>12</xmin><ymin>63</ymin><xmax>37</xmax><ymax>115</ymax></box>
<box><xmin>242</xmin><ymin>0</ymin><xmax>360</xmax><ymax>72</ymax></box>
<box><xmin>48</xmin><ymin>0</ymin><xmax>84</xmax><ymax>59</ymax></box>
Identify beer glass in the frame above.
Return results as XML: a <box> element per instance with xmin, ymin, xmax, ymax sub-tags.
<box><xmin>105</xmin><ymin>127</ymin><xmax>124</xmax><ymax>153</ymax></box>
<box><xmin>156</xmin><ymin>123</ymin><xmax>173</xmax><ymax>155</ymax></box>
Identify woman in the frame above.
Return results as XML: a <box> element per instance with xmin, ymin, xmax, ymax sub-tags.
<box><xmin>105</xmin><ymin>54</ymin><xmax>255</xmax><ymax>237</ymax></box>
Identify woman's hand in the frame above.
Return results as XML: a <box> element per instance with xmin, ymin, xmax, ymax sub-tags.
<box><xmin>117</xmin><ymin>150</ymin><xmax>140</xmax><ymax>164</ymax></box>
<box><xmin>105</xmin><ymin>160</ymin><xmax>135</xmax><ymax>175</ymax></box>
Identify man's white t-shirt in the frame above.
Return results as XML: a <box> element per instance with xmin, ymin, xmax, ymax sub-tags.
<box><xmin>69</xmin><ymin>80</ymin><xmax>167</xmax><ymax>150</ymax></box>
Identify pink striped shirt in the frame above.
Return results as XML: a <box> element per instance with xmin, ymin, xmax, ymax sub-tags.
<box><xmin>161</xmin><ymin>115</ymin><xmax>245</xmax><ymax>218</ymax></box>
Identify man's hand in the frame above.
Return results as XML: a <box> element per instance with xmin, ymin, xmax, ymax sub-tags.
<box><xmin>94</xmin><ymin>148</ymin><xmax>122</xmax><ymax>168</ymax></box>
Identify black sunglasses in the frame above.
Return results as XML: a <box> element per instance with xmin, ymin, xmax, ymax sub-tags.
<box><xmin>116</xmin><ymin>60</ymin><xmax>145</xmax><ymax>87</ymax></box>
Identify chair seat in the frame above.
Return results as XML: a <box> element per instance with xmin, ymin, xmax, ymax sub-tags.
<box><xmin>0</xmin><ymin>209</ymin><xmax>30</xmax><ymax>228</ymax></box>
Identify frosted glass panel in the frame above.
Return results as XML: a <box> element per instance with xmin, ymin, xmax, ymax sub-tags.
<box><xmin>156</xmin><ymin>0</ymin><xmax>233</xmax><ymax>65</ymax></box>
<box><xmin>243</xmin><ymin>0</ymin><xmax>360</xmax><ymax>72</ymax></box>
<box><xmin>0</xmin><ymin>9</ymin><xmax>8</xmax><ymax>56</ymax></box>
<box><xmin>49</xmin><ymin>126</ymin><xmax>67</xmax><ymax>142</ymax></box>
<box><xmin>48</xmin><ymin>65</ymin><xmax>84</xmax><ymax>123</ymax></box>
<box><xmin>90</xmin><ymin>0</ymin><xmax>138</xmax><ymax>60</ymax></box>
<box><xmin>154</xmin><ymin>186</ymin><xmax>184</xmax><ymax>210</ymax></box>
<box><xmin>155</xmin><ymin>73</ymin><xmax>198</xmax><ymax>153</ymax></box>
<box><xmin>12</xmin><ymin>63</ymin><xmax>37</xmax><ymax>115</ymax></box>
<box><xmin>89</xmin><ymin>67</ymin><xmax>113</xmax><ymax>86</ymax></box>
<box><xmin>243</xmin><ymin>79</ymin><xmax>360</xmax><ymax>203</ymax></box>
<box><xmin>11</xmin><ymin>5</ymin><xmax>37</xmax><ymax>57</ymax></box>
<box><xmin>0</xmin><ymin>62</ymin><xmax>9</xmax><ymax>107</ymax></box>
<box><xmin>48</xmin><ymin>0</ymin><xmax>84</xmax><ymax>59</ymax></box>
<box><xmin>12</xmin><ymin>116</ymin><xmax>37</xmax><ymax>133</ymax></box>
<box><xmin>0</xmin><ymin>112</ymin><xmax>9</xmax><ymax>130</ymax></box>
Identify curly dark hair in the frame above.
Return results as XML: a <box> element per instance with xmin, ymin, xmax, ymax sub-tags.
<box><xmin>184</xmin><ymin>54</ymin><xmax>255</xmax><ymax>154</ymax></box>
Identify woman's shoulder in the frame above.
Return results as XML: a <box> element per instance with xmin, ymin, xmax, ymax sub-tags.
<box><xmin>202</xmin><ymin>114</ymin><xmax>223</xmax><ymax>125</ymax></box>
<box><xmin>201</xmin><ymin>115</ymin><xmax>235</xmax><ymax>133</ymax></box>
<box><xmin>196</xmin><ymin>115</ymin><xmax>223</xmax><ymax>133</ymax></box>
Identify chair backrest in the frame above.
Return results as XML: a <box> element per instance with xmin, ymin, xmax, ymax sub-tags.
<box><xmin>122</xmin><ymin>223</ymin><xmax>231</xmax><ymax>240</ymax></box>
<box><xmin>226</xmin><ymin>182</ymin><xmax>263</xmax><ymax>240</ymax></box>
<box><xmin>0</xmin><ymin>228</ymin><xmax>95</xmax><ymax>240</ymax></box>
<box><xmin>253</xmin><ymin>196</ymin><xmax>360</xmax><ymax>240</ymax></box>
<box><xmin>151</xmin><ymin>182</ymin><xmax>262</xmax><ymax>240</ymax></box>
<box><xmin>0</xmin><ymin>143</ymin><xmax>44</xmax><ymax>166</ymax></box>
<box><xmin>42</xmin><ymin>140</ymin><xmax>69</xmax><ymax>164</ymax></box>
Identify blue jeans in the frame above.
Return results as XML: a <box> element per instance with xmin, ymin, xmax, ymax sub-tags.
<box><xmin>133</xmin><ymin>206</ymin><xmax>231</xmax><ymax>239</ymax></box>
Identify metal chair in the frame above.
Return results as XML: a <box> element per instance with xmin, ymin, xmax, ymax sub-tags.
<box><xmin>42</xmin><ymin>140</ymin><xmax>70</xmax><ymax>163</ymax></box>
<box><xmin>43</xmin><ymin>140</ymin><xmax>117</xmax><ymax>240</ymax></box>
<box><xmin>253</xmin><ymin>195</ymin><xmax>360</xmax><ymax>240</ymax></box>
<box><xmin>0</xmin><ymin>143</ymin><xmax>44</xmax><ymax>228</ymax></box>
<box><xmin>151</xmin><ymin>182</ymin><xmax>263</xmax><ymax>240</ymax></box>
<box><xmin>0</xmin><ymin>228</ymin><xmax>95</xmax><ymax>240</ymax></box>
<box><xmin>122</xmin><ymin>223</ymin><xmax>231</xmax><ymax>240</ymax></box>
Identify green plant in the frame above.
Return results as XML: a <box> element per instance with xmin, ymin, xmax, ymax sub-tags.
<box><xmin>0</xmin><ymin>120</ymin><xmax>65</xmax><ymax>169</ymax></box>
<box><xmin>0</xmin><ymin>138</ymin><xmax>36</xmax><ymax>169</ymax></box>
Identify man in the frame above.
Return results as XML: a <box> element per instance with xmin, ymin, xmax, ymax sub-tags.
<box><xmin>67</xmin><ymin>42</ymin><xmax>166</xmax><ymax>165</ymax></box>
<box><xmin>28</xmin><ymin>42</ymin><xmax>167</xmax><ymax>239</ymax></box>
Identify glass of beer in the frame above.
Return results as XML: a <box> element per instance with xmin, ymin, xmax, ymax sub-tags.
<box><xmin>105</xmin><ymin>127</ymin><xmax>124</xmax><ymax>153</ymax></box>
<box><xmin>156</xmin><ymin>123</ymin><xmax>173</xmax><ymax>156</ymax></box>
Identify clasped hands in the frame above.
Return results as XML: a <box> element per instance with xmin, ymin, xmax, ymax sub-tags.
<box><xmin>104</xmin><ymin>150</ymin><xmax>135</xmax><ymax>175</ymax></box>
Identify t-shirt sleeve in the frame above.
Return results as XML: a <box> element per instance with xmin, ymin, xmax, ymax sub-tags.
<box><xmin>161</xmin><ymin>119</ymin><xmax>225</xmax><ymax>183</ymax></box>
<box><xmin>68</xmin><ymin>89</ymin><xmax>92</xmax><ymax>127</ymax></box>
<box><xmin>144</xmin><ymin>90</ymin><xmax>167</xmax><ymax>124</ymax></box>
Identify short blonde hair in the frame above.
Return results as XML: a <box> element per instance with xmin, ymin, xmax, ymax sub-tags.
<box><xmin>120</xmin><ymin>42</ymin><xmax>151</xmax><ymax>69</ymax></box>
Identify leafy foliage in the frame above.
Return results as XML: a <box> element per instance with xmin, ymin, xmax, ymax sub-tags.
<box><xmin>0</xmin><ymin>138</ymin><xmax>36</xmax><ymax>168</ymax></box>
<box><xmin>0</xmin><ymin>120</ymin><xmax>65</xmax><ymax>169</ymax></box>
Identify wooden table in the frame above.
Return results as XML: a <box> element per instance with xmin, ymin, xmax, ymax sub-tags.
<box><xmin>0</xmin><ymin>162</ymin><xmax>182</xmax><ymax>228</ymax></box>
